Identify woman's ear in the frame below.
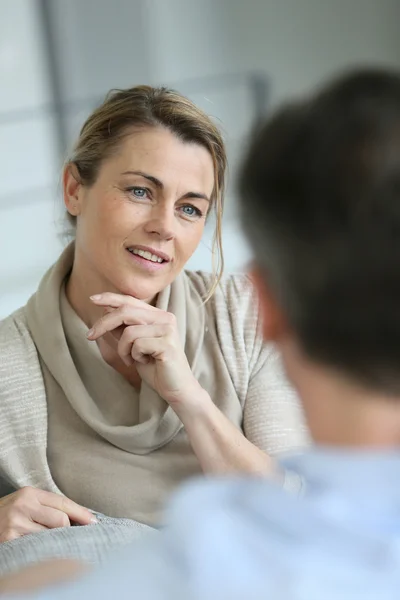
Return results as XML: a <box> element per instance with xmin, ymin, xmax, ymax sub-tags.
<box><xmin>250</xmin><ymin>265</ymin><xmax>287</xmax><ymax>342</ymax></box>
<box><xmin>63</xmin><ymin>164</ymin><xmax>83</xmax><ymax>217</ymax></box>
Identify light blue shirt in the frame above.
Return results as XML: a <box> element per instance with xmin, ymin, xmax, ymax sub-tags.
<box><xmin>16</xmin><ymin>450</ymin><xmax>400</xmax><ymax>599</ymax></box>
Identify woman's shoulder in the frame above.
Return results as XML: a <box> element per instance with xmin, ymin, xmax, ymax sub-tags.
<box><xmin>184</xmin><ymin>270</ymin><xmax>257</xmax><ymax>313</ymax></box>
<box><xmin>0</xmin><ymin>307</ymin><xmax>37</xmax><ymax>370</ymax></box>
<box><xmin>0</xmin><ymin>307</ymin><xmax>45</xmax><ymax>416</ymax></box>
<box><xmin>184</xmin><ymin>270</ymin><xmax>263</xmax><ymax>366</ymax></box>
<box><xmin>1</xmin><ymin>307</ymin><xmax>30</xmax><ymax>343</ymax></box>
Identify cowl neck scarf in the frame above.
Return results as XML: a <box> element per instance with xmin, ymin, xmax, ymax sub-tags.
<box><xmin>26</xmin><ymin>243</ymin><xmax>206</xmax><ymax>455</ymax></box>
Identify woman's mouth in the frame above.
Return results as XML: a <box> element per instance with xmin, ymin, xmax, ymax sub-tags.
<box><xmin>128</xmin><ymin>248</ymin><xmax>164</xmax><ymax>263</ymax></box>
<box><xmin>126</xmin><ymin>247</ymin><xmax>170</xmax><ymax>271</ymax></box>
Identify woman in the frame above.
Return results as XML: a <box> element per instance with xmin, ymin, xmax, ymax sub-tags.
<box><xmin>0</xmin><ymin>86</ymin><xmax>307</xmax><ymax>545</ymax></box>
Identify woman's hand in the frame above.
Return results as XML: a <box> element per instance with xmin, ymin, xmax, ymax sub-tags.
<box><xmin>0</xmin><ymin>488</ymin><xmax>96</xmax><ymax>543</ymax></box>
<box><xmin>88</xmin><ymin>293</ymin><xmax>277</xmax><ymax>479</ymax></box>
<box><xmin>88</xmin><ymin>293</ymin><xmax>205</xmax><ymax>410</ymax></box>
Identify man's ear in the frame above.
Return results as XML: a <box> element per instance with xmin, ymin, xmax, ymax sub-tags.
<box><xmin>250</xmin><ymin>265</ymin><xmax>287</xmax><ymax>342</ymax></box>
<box><xmin>63</xmin><ymin>163</ymin><xmax>83</xmax><ymax>217</ymax></box>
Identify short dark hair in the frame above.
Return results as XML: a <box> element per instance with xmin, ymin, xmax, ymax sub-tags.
<box><xmin>239</xmin><ymin>68</ymin><xmax>400</xmax><ymax>394</ymax></box>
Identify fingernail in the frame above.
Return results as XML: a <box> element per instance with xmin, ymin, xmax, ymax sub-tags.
<box><xmin>90</xmin><ymin>294</ymin><xmax>101</xmax><ymax>301</ymax></box>
<box><xmin>90</xmin><ymin>516</ymin><xmax>98</xmax><ymax>524</ymax></box>
<box><xmin>87</xmin><ymin>328</ymin><xmax>94</xmax><ymax>338</ymax></box>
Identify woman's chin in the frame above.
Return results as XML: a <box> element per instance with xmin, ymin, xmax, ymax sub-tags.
<box><xmin>116</xmin><ymin>280</ymin><xmax>164</xmax><ymax>303</ymax></box>
<box><xmin>108</xmin><ymin>266</ymin><xmax>173</xmax><ymax>301</ymax></box>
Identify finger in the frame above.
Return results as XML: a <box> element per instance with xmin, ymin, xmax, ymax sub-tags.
<box><xmin>131</xmin><ymin>337</ymin><xmax>167</xmax><ymax>363</ymax></box>
<box><xmin>88</xmin><ymin>308</ymin><xmax>159</xmax><ymax>340</ymax></box>
<box><xmin>22</xmin><ymin>522</ymin><xmax>49</xmax><ymax>534</ymax></box>
<box><xmin>0</xmin><ymin>520</ymin><xmax>48</xmax><ymax>543</ymax></box>
<box><xmin>30</xmin><ymin>505</ymin><xmax>72</xmax><ymax>529</ymax></box>
<box><xmin>28</xmin><ymin>522</ymin><xmax>49</xmax><ymax>533</ymax></box>
<box><xmin>90</xmin><ymin>293</ymin><xmax>159</xmax><ymax>312</ymax></box>
<box><xmin>118</xmin><ymin>325</ymin><xmax>165</xmax><ymax>363</ymax></box>
<box><xmin>35</xmin><ymin>490</ymin><xmax>96</xmax><ymax>526</ymax></box>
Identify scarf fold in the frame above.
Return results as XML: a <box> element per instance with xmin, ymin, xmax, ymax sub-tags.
<box><xmin>26</xmin><ymin>243</ymin><xmax>206</xmax><ymax>455</ymax></box>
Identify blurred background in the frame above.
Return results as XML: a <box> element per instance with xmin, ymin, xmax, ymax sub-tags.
<box><xmin>1</xmin><ymin>0</ymin><xmax>400</xmax><ymax>318</ymax></box>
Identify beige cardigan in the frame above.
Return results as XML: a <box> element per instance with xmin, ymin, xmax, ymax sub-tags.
<box><xmin>0</xmin><ymin>249</ymin><xmax>308</xmax><ymax>523</ymax></box>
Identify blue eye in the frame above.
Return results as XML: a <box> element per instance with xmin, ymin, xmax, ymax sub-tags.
<box><xmin>181</xmin><ymin>205</ymin><xmax>202</xmax><ymax>218</ymax></box>
<box><xmin>128</xmin><ymin>187</ymin><xmax>149</xmax><ymax>199</ymax></box>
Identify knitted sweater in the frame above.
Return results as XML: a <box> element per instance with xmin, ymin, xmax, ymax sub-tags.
<box><xmin>0</xmin><ymin>252</ymin><xmax>308</xmax><ymax>571</ymax></box>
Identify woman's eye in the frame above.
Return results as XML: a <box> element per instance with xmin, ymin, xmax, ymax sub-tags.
<box><xmin>128</xmin><ymin>187</ymin><xmax>149</xmax><ymax>199</ymax></box>
<box><xmin>180</xmin><ymin>205</ymin><xmax>202</xmax><ymax>218</ymax></box>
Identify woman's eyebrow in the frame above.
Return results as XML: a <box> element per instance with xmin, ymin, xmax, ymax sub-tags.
<box><xmin>121</xmin><ymin>170</ymin><xmax>163</xmax><ymax>188</ymax></box>
<box><xmin>122</xmin><ymin>170</ymin><xmax>210</xmax><ymax>202</ymax></box>
<box><xmin>181</xmin><ymin>191</ymin><xmax>210</xmax><ymax>203</ymax></box>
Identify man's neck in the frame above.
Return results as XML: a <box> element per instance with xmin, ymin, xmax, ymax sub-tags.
<box><xmin>280</xmin><ymin>337</ymin><xmax>400</xmax><ymax>448</ymax></box>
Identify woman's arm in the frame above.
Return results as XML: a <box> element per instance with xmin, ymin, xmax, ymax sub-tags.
<box><xmin>243</xmin><ymin>349</ymin><xmax>310</xmax><ymax>458</ymax></box>
<box><xmin>175</xmin><ymin>274</ymin><xmax>309</xmax><ymax>484</ymax></box>
<box><xmin>174</xmin><ymin>386</ymin><xmax>279</xmax><ymax>477</ymax></box>
<box><xmin>88</xmin><ymin>291</ymin><xmax>307</xmax><ymax>488</ymax></box>
<box><xmin>172</xmin><ymin>355</ymin><xmax>308</xmax><ymax>485</ymax></box>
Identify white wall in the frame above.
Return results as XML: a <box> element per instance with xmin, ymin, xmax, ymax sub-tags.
<box><xmin>0</xmin><ymin>0</ymin><xmax>62</xmax><ymax>318</ymax></box>
<box><xmin>1</xmin><ymin>0</ymin><xmax>400</xmax><ymax>317</ymax></box>
<box><xmin>227</xmin><ymin>0</ymin><xmax>400</xmax><ymax>105</ymax></box>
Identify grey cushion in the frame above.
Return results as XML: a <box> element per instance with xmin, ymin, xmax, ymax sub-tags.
<box><xmin>0</xmin><ymin>513</ymin><xmax>154</xmax><ymax>577</ymax></box>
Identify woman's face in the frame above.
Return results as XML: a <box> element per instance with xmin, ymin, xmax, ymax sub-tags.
<box><xmin>64</xmin><ymin>126</ymin><xmax>214</xmax><ymax>301</ymax></box>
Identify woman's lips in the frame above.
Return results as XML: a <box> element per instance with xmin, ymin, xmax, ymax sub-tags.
<box><xmin>126</xmin><ymin>248</ymin><xmax>169</xmax><ymax>272</ymax></box>
<box><xmin>127</xmin><ymin>245</ymin><xmax>171</xmax><ymax>263</ymax></box>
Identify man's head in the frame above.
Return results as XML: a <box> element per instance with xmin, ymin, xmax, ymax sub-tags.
<box><xmin>239</xmin><ymin>68</ymin><xmax>400</xmax><ymax>444</ymax></box>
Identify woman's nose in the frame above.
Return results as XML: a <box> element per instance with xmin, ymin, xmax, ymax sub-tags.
<box><xmin>144</xmin><ymin>206</ymin><xmax>176</xmax><ymax>240</ymax></box>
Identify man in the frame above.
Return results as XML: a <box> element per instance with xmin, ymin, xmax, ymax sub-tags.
<box><xmin>3</xmin><ymin>67</ymin><xmax>400</xmax><ymax>598</ymax></box>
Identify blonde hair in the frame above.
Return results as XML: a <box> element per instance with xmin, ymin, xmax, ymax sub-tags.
<box><xmin>67</xmin><ymin>85</ymin><xmax>227</xmax><ymax>300</ymax></box>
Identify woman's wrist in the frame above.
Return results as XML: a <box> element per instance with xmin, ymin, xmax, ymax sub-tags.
<box><xmin>169</xmin><ymin>384</ymin><xmax>214</xmax><ymax>425</ymax></box>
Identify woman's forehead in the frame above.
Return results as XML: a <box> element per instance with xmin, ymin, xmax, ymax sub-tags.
<box><xmin>101</xmin><ymin>128</ymin><xmax>214</xmax><ymax>190</ymax></box>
